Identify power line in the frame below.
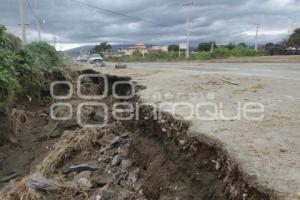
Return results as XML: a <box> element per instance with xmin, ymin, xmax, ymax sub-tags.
<box><xmin>25</xmin><ymin>0</ymin><xmax>39</xmax><ymax>20</ymax></box>
<box><xmin>26</xmin><ymin>0</ymin><xmax>42</xmax><ymax>41</ymax></box>
<box><xmin>69</xmin><ymin>0</ymin><xmax>171</xmax><ymax>27</ymax></box>
<box><xmin>70</xmin><ymin>0</ymin><xmax>142</xmax><ymax>22</ymax></box>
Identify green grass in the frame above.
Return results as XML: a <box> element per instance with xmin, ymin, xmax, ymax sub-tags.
<box><xmin>106</xmin><ymin>46</ymin><xmax>264</xmax><ymax>62</ymax></box>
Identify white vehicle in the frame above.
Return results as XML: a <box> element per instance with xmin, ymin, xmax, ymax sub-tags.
<box><xmin>89</xmin><ymin>54</ymin><xmax>103</xmax><ymax>64</ymax></box>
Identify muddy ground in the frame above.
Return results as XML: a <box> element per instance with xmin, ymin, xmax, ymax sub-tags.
<box><xmin>0</xmin><ymin>69</ymin><xmax>278</xmax><ymax>200</ymax></box>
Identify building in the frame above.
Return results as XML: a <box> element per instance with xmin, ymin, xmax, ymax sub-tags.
<box><xmin>119</xmin><ymin>44</ymin><xmax>168</xmax><ymax>56</ymax></box>
<box><xmin>149</xmin><ymin>45</ymin><xmax>168</xmax><ymax>52</ymax></box>
<box><xmin>120</xmin><ymin>43</ymin><xmax>148</xmax><ymax>56</ymax></box>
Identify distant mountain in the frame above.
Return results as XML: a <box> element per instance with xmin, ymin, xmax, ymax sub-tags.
<box><xmin>63</xmin><ymin>43</ymin><xmax>199</xmax><ymax>58</ymax></box>
<box><xmin>63</xmin><ymin>44</ymin><xmax>136</xmax><ymax>57</ymax></box>
<box><xmin>63</xmin><ymin>45</ymin><xmax>95</xmax><ymax>57</ymax></box>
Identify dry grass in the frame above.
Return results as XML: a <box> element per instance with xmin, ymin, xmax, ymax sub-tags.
<box><xmin>0</xmin><ymin>180</ymin><xmax>44</xmax><ymax>200</ymax></box>
<box><xmin>37</xmin><ymin>128</ymin><xmax>101</xmax><ymax>176</ymax></box>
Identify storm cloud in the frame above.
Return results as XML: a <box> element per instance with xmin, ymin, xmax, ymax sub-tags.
<box><xmin>1</xmin><ymin>0</ymin><xmax>300</xmax><ymax>49</ymax></box>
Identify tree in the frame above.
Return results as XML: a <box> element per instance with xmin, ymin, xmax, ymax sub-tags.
<box><xmin>286</xmin><ymin>28</ymin><xmax>300</xmax><ymax>47</ymax></box>
<box><xmin>168</xmin><ymin>44</ymin><xmax>179</xmax><ymax>52</ymax></box>
<box><xmin>237</xmin><ymin>43</ymin><xmax>247</xmax><ymax>48</ymax></box>
<box><xmin>198</xmin><ymin>42</ymin><xmax>212</xmax><ymax>52</ymax></box>
<box><xmin>224</xmin><ymin>43</ymin><xmax>236</xmax><ymax>50</ymax></box>
<box><xmin>93</xmin><ymin>42</ymin><xmax>112</xmax><ymax>54</ymax></box>
<box><xmin>264</xmin><ymin>43</ymin><xmax>274</xmax><ymax>51</ymax></box>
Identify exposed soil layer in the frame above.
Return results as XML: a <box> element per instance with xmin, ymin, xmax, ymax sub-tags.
<box><xmin>126</xmin><ymin>113</ymin><xmax>272</xmax><ymax>200</ymax></box>
<box><xmin>0</xmin><ymin>69</ymin><xmax>276</xmax><ymax>200</ymax></box>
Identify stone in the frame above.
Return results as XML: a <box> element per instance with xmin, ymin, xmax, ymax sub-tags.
<box><xmin>179</xmin><ymin>140</ymin><xmax>186</xmax><ymax>146</ymax></box>
<box><xmin>111</xmin><ymin>136</ymin><xmax>121</xmax><ymax>147</ymax></box>
<box><xmin>0</xmin><ymin>179</ymin><xmax>16</xmax><ymax>193</ymax></box>
<box><xmin>129</xmin><ymin>168</ymin><xmax>140</xmax><ymax>183</ymax></box>
<box><xmin>120</xmin><ymin>159</ymin><xmax>132</xmax><ymax>170</ymax></box>
<box><xmin>121</xmin><ymin>133</ymin><xmax>129</xmax><ymax>138</ymax></box>
<box><xmin>101</xmin><ymin>187</ymin><xmax>113</xmax><ymax>199</ymax></box>
<box><xmin>112</xmin><ymin>155</ymin><xmax>121</xmax><ymax>167</ymax></box>
<box><xmin>25</xmin><ymin>174</ymin><xmax>60</xmax><ymax>192</ymax></box>
<box><xmin>280</xmin><ymin>145</ymin><xmax>288</xmax><ymax>153</ymax></box>
<box><xmin>73</xmin><ymin>171</ymin><xmax>92</xmax><ymax>182</ymax></box>
<box><xmin>93</xmin><ymin>180</ymin><xmax>107</xmax><ymax>188</ymax></box>
<box><xmin>77</xmin><ymin>178</ymin><xmax>92</xmax><ymax>189</ymax></box>
<box><xmin>66</xmin><ymin>164</ymin><xmax>99</xmax><ymax>174</ymax></box>
<box><xmin>0</xmin><ymin>173</ymin><xmax>18</xmax><ymax>182</ymax></box>
<box><xmin>115</xmin><ymin>64</ymin><xmax>127</xmax><ymax>69</ymax></box>
<box><xmin>94</xmin><ymin>111</ymin><xmax>106</xmax><ymax>122</ymax></box>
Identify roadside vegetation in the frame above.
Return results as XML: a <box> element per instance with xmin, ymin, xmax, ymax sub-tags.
<box><xmin>103</xmin><ymin>28</ymin><xmax>300</xmax><ymax>62</ymax></box>
<box><xmin>106</xmin><ymin>43</ymin><xmax>264</xmax><ymax>62</ymax></box>
<box><xmin>0</xmin><ymin>25</ymin><xmax>67</xmax><ymax>109</ymax></box>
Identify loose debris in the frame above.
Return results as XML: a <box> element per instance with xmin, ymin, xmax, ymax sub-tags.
<box><xmin>221</xmin><ymin>78</ymin><xmax>239</xmax><ymax>86</ymax></box>
<box><xmin>0</xmin><ymin>69</ymin><xmax>277</xmax><ymax>200</ymax></box>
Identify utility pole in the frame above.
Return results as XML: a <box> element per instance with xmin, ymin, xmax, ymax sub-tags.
<box><xmin>34</xmin><ymin>0</ymin><xmax>41</xmax><ymax>41</ymax></box>
<box><xmin>19</xmin><ymin>0</ymin><xmax>27</xmax><ymax>45</ymax></box>
<box><xmin>184</xmin><ymin>1</ymin><xmax>193</xmax><ymax>60</ymax></box>
<box><xmin>210</xmin><ymin>41</ymin><xmax>215</xmax><ymax>53</ymax></box>
<box><xmin>255</xmin><ymin>24</ymin><xmax>260</xmax><ymax>51</ymax></box>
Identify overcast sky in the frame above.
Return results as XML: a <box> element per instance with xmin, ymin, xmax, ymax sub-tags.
<box><xmin>1</xmin><ymin>0</ymin><xmax>299</xmax><ymax>50</ymax></box>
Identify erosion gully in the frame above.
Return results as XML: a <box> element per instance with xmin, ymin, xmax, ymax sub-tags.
<box><xmin>0</xmin><ymin>69</ymin><xmax>273</xmax><ymax>200</ymax></box>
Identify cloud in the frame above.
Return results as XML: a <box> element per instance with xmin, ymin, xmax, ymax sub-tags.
<box><xmin>1</xmin><ymin>0</ymin><xmax>300</xmax><ymax>49</ymax></box>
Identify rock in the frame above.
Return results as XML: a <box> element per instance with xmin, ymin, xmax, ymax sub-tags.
<box><xmin>63</xmin><ymin>181</ymin><xmax>78</xmax><ymax>189</ymax></box>
<box><xmin>100</xmin><ymin>187</ymin><xmax>113</xmax><ymax>199</ymax></box>
<box><xmin>95</xmin><ymin>195</ymin><xmax>101</xmax><ymax>200</ymax></box>
<box><xmin>0</xmin><ymin>173</ymin><xmax>18</xmax><ymax>182</ymax></box>
<box><xmin>73</xmin><ymin>171</ymin><xmax>92</xmax><ymax>182</ymax></box>
<box><xmin>0</xmin><ymin>179</ymin><xmax>16</xmax><ymax>193</ymax></box>
<box><xmin>280</xmin><ymin>145</ymin><xmax>288</xmax><ymax>153</ymax></box>
<box><xmin>117</xmin><ymin>190</ymin><xmax>131</xmax><ymax>200</ymax></box>
<box><xmin>77</xmin><ymin>178</ymin><xmax>92</xmax><ymax>189</ymax></box>
<box><xmin>112</xmin><ymin>155</ymin><xmax>121</xmax><ymax>167</ymax></box>
<box><xmin>121</xmin><ymin>132</ymin><xmax>129</xmax><ymax>138</ymax></box>
<box><xmin>100</xmin><ymin>146</ymin><xmax>110</xmax><ymax>154</ymax></box>
<box><xmin>94</xmin><ymin>111</ymin><xmax>106</xmax><ymax>122</ymax></box>
<box><xmin>66</xmin><ymin>164</ymin><xmax>99</xmax><ymax>174</ymax></box>
<box><xmin>129</xmin><ymin>168</ymin><xmax>140</xmax><ymax>183</ymax></box>
<box><xmin>25</xmin><ymin>174</ymin><xmax>60</xmax><ymax>192</ymax></box>
<box><xmin>115</xmin><ymin>64</ymin><xmax>127</xmax><ymax>69</ymax></box>
<box><xmin>93</xmin><ymin>180</ymin><xmax>107</xmax><ymax>188</ymax></box>
<box><xmin>179</xmin><ymin>140</ymin><xmax>186</xmax><ymax>146</ymax></box>
<box><xmin>111</xmin><ymin>136</ymin><xmax>121</xmax><ymax>147</ymax></box>
<box><xmin>81</xmin><ymin>76</ymin><xmax>94</xmax><ymax>84</ymax></box>
<box><xmin>120</xmin><ymin>159</ymin><xmax>132</xmax><ymax>170</ymax></box>
<box><xmin>62</xmin><ymin>130</ymin><xmax>72</xmax><ymax>137</ymax></box>
<box><xmin>297</xmin><ymin>192</ymin><xmax>300</xmax><ymax>199</ymax></box>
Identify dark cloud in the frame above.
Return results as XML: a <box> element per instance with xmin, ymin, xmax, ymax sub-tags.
<box><xmin>1</xmin><ymin>0</ymin><xmax>300</xmax><ymax>49</ymax></box>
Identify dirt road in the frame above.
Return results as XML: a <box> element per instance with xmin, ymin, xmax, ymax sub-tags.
<box><xmin>125</xmin><ymin>62</ymin><xmax>300</xmax><ymax>80</ymax></box>
<box><xmin>80</xmin><ymin>61</ymin><xmax>300</xmax><ymax>200</ymax></box>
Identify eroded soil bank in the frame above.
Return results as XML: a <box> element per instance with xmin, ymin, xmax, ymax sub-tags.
<box><xmin>0</xmin><ymin>69</ymin><xmax>275</xmax><ymax>200</ymax></box>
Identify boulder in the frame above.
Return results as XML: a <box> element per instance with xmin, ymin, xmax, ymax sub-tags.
<box><xmin>25</xmin><ymin>174</ymin><xmax>60</xmax><ymax>192</ymax></box>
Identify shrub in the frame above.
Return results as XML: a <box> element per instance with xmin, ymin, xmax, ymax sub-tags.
<box><xmin>211</xmin><ymin>47</ymin><xmax>231</xmax><ymax>58</ymax></box>
<box><xmin>25</xmin><ymin>42</ymin><xmax>66</xmax><ymax>72</ymax></box>
<box><xmin>0</xmin><ymin>26</ymin><xmax>67</xmax><ymax>107</ymax></box>
<box><xmin>230</xmin><ymin>46</ymin><xmax>257</xmax><ymax>57</ymax></box>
